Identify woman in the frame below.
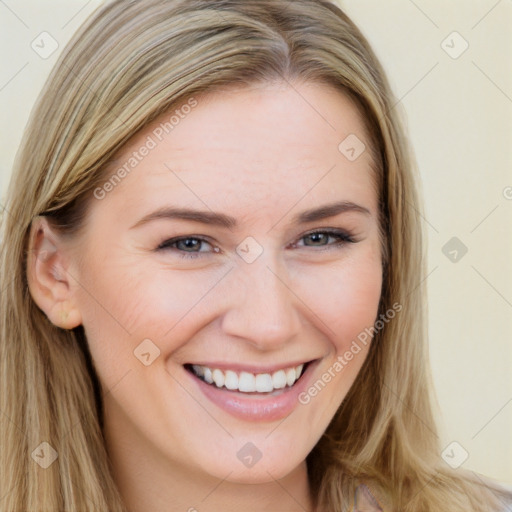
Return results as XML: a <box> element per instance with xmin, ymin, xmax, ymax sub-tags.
<box><xmin>0</xmin><ymin>0</ymin><xmax>510</xmax><ymax>510</ymax></box>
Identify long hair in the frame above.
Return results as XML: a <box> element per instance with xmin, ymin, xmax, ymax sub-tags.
<box><xmin>1</xmin><ymin>1</ymin><xmax>510</xmax><ymax>510</ymax></box>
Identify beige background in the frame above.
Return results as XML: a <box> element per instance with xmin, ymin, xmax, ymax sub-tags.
<box><xmin>1</xmin><ymin>0</ymin><xmax>511</xmax><ymax>484</ymax></box>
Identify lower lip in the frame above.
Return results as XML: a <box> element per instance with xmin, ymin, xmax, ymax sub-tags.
<box><xmin>185</xmin><ymin>361</ymin><xmax>319</xmax><ymax>422</ymax></box>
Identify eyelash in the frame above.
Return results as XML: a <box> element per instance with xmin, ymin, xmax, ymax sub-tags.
<box><xmin>156</xmin><ymin>229</ymin><xmax>356</xmax><ymax>260</ymax></box>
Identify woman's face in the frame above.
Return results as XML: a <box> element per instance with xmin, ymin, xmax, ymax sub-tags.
<box><xmin>48</xmin><ymin>82</ymin><xmax>383</xmax><ymax>484</ymax></box>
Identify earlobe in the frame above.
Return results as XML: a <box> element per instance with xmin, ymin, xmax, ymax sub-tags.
<box><xmin>27</xmin><ymin>217</ymin><xmax>83</xmax><ymax>330</ymax></box>
<box><xmin>47</xmin><ymin>299</ymin><xmax>83</xmax><ymax>330</ymax></box>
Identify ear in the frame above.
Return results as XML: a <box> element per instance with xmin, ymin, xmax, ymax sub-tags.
<box><xmin>26</xmin><ymin>216</ymin><xmax>82</xmax><ymax>329</ymax></box>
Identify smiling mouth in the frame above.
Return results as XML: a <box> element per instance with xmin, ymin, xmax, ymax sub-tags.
<box><xmin>184</xmin><ymin>362</ymin><xmax>312</xmax><ymax>394</ymax></box>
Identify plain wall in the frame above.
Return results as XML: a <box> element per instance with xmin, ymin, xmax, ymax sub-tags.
<box><xmin>0</xmin><ymin>0</ymin><xmax>511</xmax><ymax>484</ymax></box>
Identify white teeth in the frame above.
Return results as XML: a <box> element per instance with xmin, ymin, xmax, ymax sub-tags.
<box><xmin>286</xmin><ymin>368</ymin><xmax>296</xmax><ymax>387</ymax></box>
<box><xmin>189</xmin><ymin>363</ymin><xmax>307</xmax><ymax>393</ymax></box>
<box><xmin>272</xmin><ymin>370</ymin><xmax>287</xmax><ymax>389</ymax></box>
<box><xmin>203</xmin><ymin>367</ymin><xmax>213</xmax><ymax>384</ymax></box>
<box><xmin>255</xmin><ymin>373</ymin><xmax>273</xmax><ymax>393</ymax></box>
<box><xmin>238</xmin><ymin>371</ymin><xmax>256</xmax><ymax>392</ymax></box>
<box><xmin>212</xmin><ymin>369</ymin><xmax>225</xmax><ymax>388</ymax></box>
<box><xmin>224</xmin><ymin>370</ymin><xmax>238</xmax><ymax>390</ymax></box>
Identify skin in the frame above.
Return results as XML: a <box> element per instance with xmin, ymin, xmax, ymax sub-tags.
<box><xmin>28</xmin><ymin>81</ymin><xmax>383</xmax><ymax>512</ymax></box>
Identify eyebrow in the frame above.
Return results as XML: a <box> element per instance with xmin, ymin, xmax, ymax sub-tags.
<box><xmin>130</xmin><ymin>200</ymin><xmax>371</xmax><ymax>230</ymax></box>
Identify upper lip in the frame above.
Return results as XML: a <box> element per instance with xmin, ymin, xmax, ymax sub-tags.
<box><xmin>184</xmin><ymin>359</ymin><xmax>318</xmax><ymax>374</ymax></box>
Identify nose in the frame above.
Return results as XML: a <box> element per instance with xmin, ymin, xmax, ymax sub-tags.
<box><xmin>220</xmin><ymin>258</ymin><xmax>302</xmax><ymax>350</ymax></box>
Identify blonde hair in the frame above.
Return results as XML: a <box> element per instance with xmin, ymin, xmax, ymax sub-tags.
<box><xmin>1</xmin><ymin>0</ymin><xmax>510</xmax><ymax>510</ymax></box>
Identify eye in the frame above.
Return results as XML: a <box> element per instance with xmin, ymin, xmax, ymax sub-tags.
<box><xmin>293</xmin><ymin>229</ymin><xmax>356</xmax><ymax>249</ymax></box>
<box><xmin>156</xmin><ymin>229</ymin><xmax>356</xmax><ymax>260</ymax></box>
<box><xmin>156</xmin><ymin>236</ymin><xmax>217</xmax><ymax>259</ymax></box>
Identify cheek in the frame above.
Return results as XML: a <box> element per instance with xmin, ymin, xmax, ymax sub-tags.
<box><xmin>335</xmin><ymin>261</ymin><xmax>382</xmax><ymax>350</ymax></box>
<box><xmin>293</xmin><ymin>253</ymin><xmax>382</xmax><ymax>432</ymax></box>
<box><xmin>295</xmin><ymin>252</ymin><xmax>383</xmax><ymax>353</ymax></box>
<box><xmin>76</xmin><ymin>253</ymin><xmax>223</xmax><ymax>369</ymax></box>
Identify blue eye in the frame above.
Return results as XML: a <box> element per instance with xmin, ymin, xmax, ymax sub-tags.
<box><xmin>297</xmin><ymin>229</ymin><xmax>355</xmax><ymax>248</ymax></box>
<box><xmin>156</xmin><ymin>229</ymin><xmax>356</xmax><ymax>259</ymax></box>
<box><xmin>157</xmin><ymin>236</ymin><xmax>214</xmax><ymax>259</ymax></box>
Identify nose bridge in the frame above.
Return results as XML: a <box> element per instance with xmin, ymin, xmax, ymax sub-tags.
<box><xmin>220</xmin><ymin>254</ymin><xmax>301</xmax><ymax>348</ymax></box>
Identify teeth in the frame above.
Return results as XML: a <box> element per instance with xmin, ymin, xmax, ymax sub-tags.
<box><xmin>203</xmin><ymin>367</ymin><xmax>213</xmax><ymax>384</ymax></box>
<box><xmin>212</xmin><ymin>369</ymin><xmax>225</xmax><ymax>388</ymax></box>
<box><xmin>285</xmin><ymin>368</ymin><xmax>296</xmax><ymax>387</ymax></box>
<box><xmin>255</xmin><ymin>373</ymin><xmax>273</xmax><ymax>393</ymax></box>
<box><xmin>239</xmin><ymin>372</ymin><xmax>256</xmax><ymax>392</ymax></box>
<box><xmin>224</xmin><ymin>370</ymin><xmax>238</xmax><ymax>390</ymax></box>
<box><xmin>272</xmin><ymin>370</ymin><xmax>287</xmax><ymax>389</ymax></box>
<box><xmin>192</xmin><ymin>364</ymin><xmax>204</xmax><ymax>377</ymax></box>
<box><xmin>189</xmin><ymin>363</ymin><xmax>306</xmax><ymax>393</ymax></box>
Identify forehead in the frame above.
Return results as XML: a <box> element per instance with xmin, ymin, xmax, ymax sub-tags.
<box><xmin>93</xmin><ymin>81</ymin><xmax>379</xmax><ymax>224</ymax></box>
